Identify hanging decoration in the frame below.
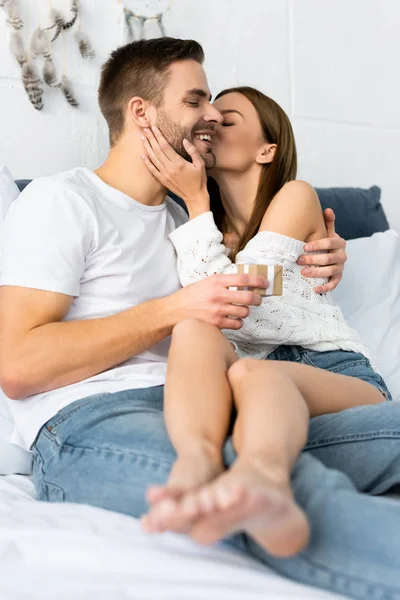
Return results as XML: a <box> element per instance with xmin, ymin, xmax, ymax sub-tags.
<box><xmin>0</xmin><ymin>0</ymin><xmax>96</xmax><ymax>111</ymax></box>
<box><xmin>120</xmin><ymin>0</ymin><xmax>173</xmax><ymax>42</ymax></box>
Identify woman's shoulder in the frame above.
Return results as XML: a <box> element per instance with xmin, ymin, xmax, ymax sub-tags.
<box><xmin>279</xmin><ymin>180</ymin><xmax>318</xmax><ymax>201</ymax></box>
<box><xmin>268</xmin><ymin>180</ymin><xmax>321</xmax><ymax>216</ymax></box>
<box><xmin>260</xmin><ymin>180</ymin><xmax>324</xmax><ymax>241</ymax></box>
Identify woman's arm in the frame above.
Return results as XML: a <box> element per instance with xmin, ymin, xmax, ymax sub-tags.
<box><xmin>169</xmin><ymin>212</ymin><xmax>238</xmax><ymax>286</ymax></box>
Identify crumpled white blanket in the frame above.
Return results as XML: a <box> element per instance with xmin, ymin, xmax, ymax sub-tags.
<box><xmin>0</xmin><ymin>475</ymin><xmax>342</xmax><ymax>600</ymax></box>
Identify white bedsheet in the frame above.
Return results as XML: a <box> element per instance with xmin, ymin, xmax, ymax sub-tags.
<box><xmin>0</xmin><ymin>475</ymin><xmax>343</xmax><ymax>600</ymax></box>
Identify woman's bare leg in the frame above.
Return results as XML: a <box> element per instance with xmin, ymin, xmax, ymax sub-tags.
<box><xmin>142</xmin><ymin>318</ymin><xmax>237</xmax><ymax>530</ymax></box>
<box><xmin>186</xmin><ymin>359</ymin><xmax>384</xmax><ymax>556</ymax></box>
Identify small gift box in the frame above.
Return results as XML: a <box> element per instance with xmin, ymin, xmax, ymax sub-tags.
<box><xmin>236</xmin><ymin>263</ymin><xmax>283</xmax><ymax>296</ymax></box>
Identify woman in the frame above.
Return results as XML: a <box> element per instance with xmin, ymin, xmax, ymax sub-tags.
<box><xmin>139</xmin><ymin>87</ymin><xmax>392</xmax><ymax>557</ymax></box>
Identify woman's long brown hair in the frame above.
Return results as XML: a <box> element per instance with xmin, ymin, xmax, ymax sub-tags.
<box><xmin>209</xmin><ymin>86</ymin><xmax>298</xmax><ymax>259</ymax></box>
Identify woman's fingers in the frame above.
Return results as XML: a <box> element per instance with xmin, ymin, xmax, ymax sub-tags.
<box><xmin>183</xmin><ymin>138</ymin><xmax>205</xmax><ymax>169</ymax></box>
<box><xmin>141</xmin><ymin>153</ymin><xmax>165</xmax><ymax>184</ymax></box>
<box><xmin>142</xmin><ymin>127</ymin><xmax>171</xmax><ymax>166</ymax></box>
<box><xmin>141</xmin><ymin>135</ymin><xmax>165</xmax><ymax>172</ymax></box>
<box><xmin>150</xmin><ymin>126</ymin><xmax>180</xmax><ymax>162</ymax></box>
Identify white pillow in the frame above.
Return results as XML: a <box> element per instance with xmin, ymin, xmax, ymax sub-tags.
<box><xmin>0</xmin><ymin>166</ymin><xmax>32</xmax><ymax>474</ymax></box>
<box><xmin>0</xmin><ymin>165</ymin><xmax>20</xmax><ymax>227</ymax></box>
<box><xmin>332</xmin><ymin>230</ymin><xmax>400</xmax><ymax>401</ymax></box>
<box><xmin>0</xmin><ymin>399</ymin><xmax>32</xmax><ymax>475</ymax></box>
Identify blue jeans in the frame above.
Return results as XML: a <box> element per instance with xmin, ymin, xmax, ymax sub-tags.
<box><xmin>32</xmin><ymin>386</ymin><xmax>400</xmax><ymax>600</ymax></box>
<box><xmin>267</xmin><ymin>346</ymin><xmax>392</xmax><ymax>401</ymax></box>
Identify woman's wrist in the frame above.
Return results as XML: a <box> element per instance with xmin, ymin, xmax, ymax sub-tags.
<box><xmin>185</xmin><ymin>191</ymin><xmax>210</xmax><ymax>220</ymax></box>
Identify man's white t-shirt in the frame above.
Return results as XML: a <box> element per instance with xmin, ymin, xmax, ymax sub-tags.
<box><xmin>0</xmin><ymin>168</ymin><xmax>188</xmax><ymax>450</ymax></box>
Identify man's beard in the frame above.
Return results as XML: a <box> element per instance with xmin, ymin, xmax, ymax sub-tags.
<box><xmin>156</xmin><ymin>109</ymin><xmax>216</xmax><ymax>170</ymax></box>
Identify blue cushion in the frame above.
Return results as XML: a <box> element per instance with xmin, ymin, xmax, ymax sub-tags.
<box><xmin>16</xmin><ymin>181</ymin><xmax>389</xmax><ymax>240</ymax></box>
<box><xmin>315</xmin><ymin>186</ymin><xmax>389</xmax><ymax>240</ymax></box>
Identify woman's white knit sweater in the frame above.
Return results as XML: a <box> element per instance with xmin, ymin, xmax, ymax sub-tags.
<box><xmin>169</xmin><ymin>212</ymin><xmax>370</xmax><ymax>361</ymax></box>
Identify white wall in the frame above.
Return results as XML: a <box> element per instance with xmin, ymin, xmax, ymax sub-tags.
<box><xmin>1</xmin><ymin>0</ymin><xmax>399</xmax><ymax>231</ymax></box>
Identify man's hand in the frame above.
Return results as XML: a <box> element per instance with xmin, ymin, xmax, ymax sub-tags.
<box><xmin>297</xmin><ymin>208</ymin><xmax>347</xmax><ymax>293</ymax></box>
<box><xmin>171</xmin><ymin>273</ymin><xmax>269</xmax><ymax>330</ymax></box>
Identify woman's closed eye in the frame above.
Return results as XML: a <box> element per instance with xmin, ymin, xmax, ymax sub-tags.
<box><xmin>222</xmin><ymin>121</ymin><xmax>234</xmax><ymax>127</ymax></box>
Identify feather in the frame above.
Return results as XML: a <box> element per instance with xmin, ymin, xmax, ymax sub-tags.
<box><xmin>43</xmin><ymin>57</ymin><xmax>59</xmax><ymax>87</ymax></box>
<box><xmin>61</xmin><ymin>75</ymin><xmax>78</xmax><ymax>107</ymax></box>
<box><xmin>21</xmin><ymin>61</ymin><xmax>44</xmax><ymax>111</ymax></box>
<box><xmin>30</xmin><ymin>27</ymin><xmax>51</xmax><ymax>58</ymax></box>
<box><xmin>47</xmin><ymin>8</ymin><xmax>64</xmax><ymax>42</ymax></box>
<box><xmin>63</xmin><ymin>0</ymin><xmax>79</xmax><ymax>30</ymax></box>
<box><xmin>138</xmin><ymin>16</ymin><xmax>146</xmax><ymax>40</ymax></box>
<box><xmin>74</xmin><ymin>31</ymin><xmax>95</xmax><ymax>59</ymax></box>
<box><xmin>9</xmin><ymin>30</ymin><xmax>26</xmax><ymax>66</ymax></box>
<box><xmin>156</xmin><ymin>14</ymin><xmax>166</xmax><ymax>37</ymax></box>
<box><xmin>124</xmin><ymin>9</ymin><xmax>134</xmax><ymax>42</ymax></box>
<box><xmin>5</xmin><ymin>0</ymin><xmax>23</xmax><ymax>30</ymax></box>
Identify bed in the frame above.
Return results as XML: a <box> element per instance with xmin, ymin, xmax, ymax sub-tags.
<box><xmin>1</xmin><ymin>172</ymin><xmax>399</xmax><ymax>599</ymax></box>
<box><xmin>0</xmin><ymin>474</ymin><xmax>343</xmax><ymax>600</ymax></box>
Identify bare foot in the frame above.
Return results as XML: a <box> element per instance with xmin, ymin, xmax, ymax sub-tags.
<box><xmin>185</xmin><ymin>458</ymin><xmax>310</xmax><ymax>557</ymax></box>
<box><xmin>142</xmin><ymin>443</ymin><xmax>224</xmax><ymax>534</ymax></box>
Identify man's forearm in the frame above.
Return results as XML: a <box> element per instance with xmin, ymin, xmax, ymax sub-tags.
<box><xmin>6</xmin><ymin>296</ymin><xmax>178</xmax><ymax>400</ymax></box>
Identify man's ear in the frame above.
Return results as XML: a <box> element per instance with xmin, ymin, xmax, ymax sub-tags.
<box><xmin>256</xmin><ymin>143</ymin><xmax>277</xmax><ymax>165</ymax></box>
<box><xmin>127</xmin><ymin>96</ymin><xmax>154</xmax><ymax>128</ymax></box>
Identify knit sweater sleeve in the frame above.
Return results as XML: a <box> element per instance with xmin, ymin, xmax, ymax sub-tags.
<box><xmin>168</xmin><ymin>212</ymin><xmax>237</xmax><ymax>285</ymax></box>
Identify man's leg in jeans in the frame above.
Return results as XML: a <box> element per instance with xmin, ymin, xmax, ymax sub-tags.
<box><xmin>32</xmin><ymin>387</ymin><xmax>176</xmax><ymax>516</ymax></box>
<box><xmin>305</xmin><ymin>401</ymin><xmax>400</xmax><ymax>494</ymax></box>
<box><xmin>33</xmin><ymin>389</ymin><xmax>400</xmax><ymax>600</ymax></box>
<box><xmin>231</xmin><ymin>402</ymin><xmax>400</xmax><ymax>600</ymax></box>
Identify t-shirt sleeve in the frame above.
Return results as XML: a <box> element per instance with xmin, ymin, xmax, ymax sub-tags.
<box><xmin>0</xmin><ymin>181</ymin><xmax>94</xmax><ymax>297</ymax></box>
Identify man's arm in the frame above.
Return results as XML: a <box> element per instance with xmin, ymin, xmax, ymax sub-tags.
<box><xmin>0</xmin><ymin>273</ymin><xmax>266</xmax><ymax>400</ymax></box>
<box><xmin>297</xmin><ymin>208</ymin><xmax>347</xmax><ymax>293</ymax></box>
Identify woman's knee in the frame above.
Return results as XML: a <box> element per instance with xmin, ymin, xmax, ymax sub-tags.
<box><xmin>228</xmin><ymin>358</ymin><xmax>289</xmax><ymax>387</ymax></box>
<box><xmin>172</xmin><ymin>318</ymin><xmax>218</xmax><ymax>340</ymax></box>
<box><xmin>228</xmin><ymin>358</ymin><xmax>263</xmax><ymax>385</ymax></box>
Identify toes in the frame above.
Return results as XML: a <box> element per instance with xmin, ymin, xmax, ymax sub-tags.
<box><xmin>215</xmin><ymin>482</ymin><xmax>245</xmax><ymax>510</ymax></box>
<box><xmin>197</xmin><ymin>487</ymin><xmax>217</xmax><ymax>514</ymax></box>
<box><xmin>181</xmin><ymin>492</ymin><xmax>201</xmax><ymax>519</ymax></box>
<box><xmin>146</xmin><ymin>485</ymin><xmax>170</xmax><ymax>504</ymax></box>
<box><xmin>148</xmin><ymin>498</ymin><xmax>178</xmax><ymax>532</ymax></box>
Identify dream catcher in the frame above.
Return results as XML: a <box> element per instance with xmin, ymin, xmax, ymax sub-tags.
<box><xmin>0</xmin><ymin>0</ymin><xmax>96</xmax><ymax>110</ymax></box>
<box><xmin>118</xmin><ymin>0</ymin><xmax>173</xmax><ymax>42</ymax></box>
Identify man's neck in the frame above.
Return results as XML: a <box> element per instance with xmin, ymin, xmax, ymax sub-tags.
<box><xmin>95</xmin><ymin>140</ymin><xmax>167</xmax><ymax>207</ymax></box>
<box><xmin>213</xmin><ymin>166</ymin><xmax>262</xmax><ymax>236</ymax></box>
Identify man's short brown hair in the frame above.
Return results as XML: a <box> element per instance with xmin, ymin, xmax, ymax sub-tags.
<box><xmin>98</xmin><ymin>37</ymin><xmax>205</xmax><ymax>145</ymax></box>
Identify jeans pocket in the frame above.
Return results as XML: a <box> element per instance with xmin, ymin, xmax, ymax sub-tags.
<box><xmin>44</xmin><ymin>393</ymin><xmax>112</xmax><ymax>437</ymax></box>
<box><xmin>32</xmin><ymin>446</ymin><xmax>65</xmax><ymax>502</ymax></box>
<box><xmin>38</xmin><ymin>480</ymin><xmax>65</xmax><ymax>502</ymax></box>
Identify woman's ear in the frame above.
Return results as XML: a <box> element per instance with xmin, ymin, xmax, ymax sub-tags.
<box><xmin>256</xmin><ymin>143</ymin><xmax>277</xmax><ymax>165</ymax></box>
<box><xmin>127</xmin><ymin>96</ymin><xmax>153</xmax><ymax>128</ymax></box>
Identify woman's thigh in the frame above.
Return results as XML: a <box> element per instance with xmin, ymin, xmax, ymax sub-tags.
<box><xmin>265</xmin><ymin>358</ymin><xmax>384</xmax><ymax>416</ymax></box>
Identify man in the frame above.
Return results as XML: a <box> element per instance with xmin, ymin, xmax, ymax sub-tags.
<box><xmin>1</xmin><ymin>38</ymin><xmax>399</xmax><ymax>600</ymax></box>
